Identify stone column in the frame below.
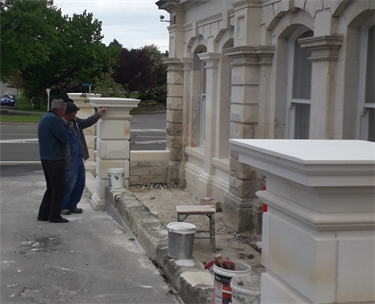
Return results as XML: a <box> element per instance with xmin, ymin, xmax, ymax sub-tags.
<box><xmin>179</xmin><ymin>57</ymin><xmax>193</xmax><ymax>187</ymax></box>
<box><xmin>257</xmin><ymin>47</ymin><xmax>275</xmax><ymax>139</ymax></box>
<box><xmin>164</xmin><ymin>58</ymin><xmax>184</xmax><ymax>184</ymax></box>
<box><xmin>197</xmin><ymin>52</ymin><xmax>220</xmax><ymax>198</ymax></box>
<box><xmin>67</xmin><ymin>93</ymin><xmax>100</xmax><ymax>174</ymax></box>
<box><xmin>223</xmin><ymin>47</ymin><xmax>263</xmax><ymax>233</ymax></box>
<box><xmin>89</xmin><ymin>97</ymin><xmax>140</xmax><ymax>210</ymax></box>
<box><xmin>231</xmin><ymin>139</ymin><xmax>375</xmax><ymax>304</ymax></box>
<box><xmin>299</xmin><ymin>35</ymin><xmax>343</xmax><ymax>139</ymax></box>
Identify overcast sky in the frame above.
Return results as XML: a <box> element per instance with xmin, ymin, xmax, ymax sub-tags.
<box><xmin>53</xmin><ymin>0</ymin><xmax>170</xmax><ymax>51</ymax></box>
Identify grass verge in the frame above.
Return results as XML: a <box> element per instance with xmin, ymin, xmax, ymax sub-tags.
<box><xmin>0</xmin><ymin>113</ymin><xmax>44</xmax><ymax>123</ymax></box>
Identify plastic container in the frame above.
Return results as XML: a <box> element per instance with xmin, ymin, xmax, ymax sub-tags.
<box><xmin>213</xmin><ymin>262</ymin><xmax>251</xmax><ymax>304</ymax></box>
<box><xmin>167</xmin><ymin>222</ymin><xmax>196</xmax><ymax>259</ymax></box>
<box><xmin>107</xmin><ymin>168</ymin><xmax>125</xmax><ymax>189</ymax></box>
<box><xmin>230</xmin><ymin>274</ymin><xmax>261</xmax><ymax>304</ymax></box>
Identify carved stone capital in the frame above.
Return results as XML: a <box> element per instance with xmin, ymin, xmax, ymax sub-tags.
<box><xmin>299</xmin><ymin>35</ymin><xmax>344</xmax><ymax>62</ymax></box>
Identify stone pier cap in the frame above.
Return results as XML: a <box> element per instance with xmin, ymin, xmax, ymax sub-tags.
<box><xmin>230</xmin><ymin>139</ymin><xmax>375</xmax><ymax>187</ymax></box>
<box><xmin>89</xmin><ymin>97</ymin><xmax>141</xmax><ymax>119</ymax></box>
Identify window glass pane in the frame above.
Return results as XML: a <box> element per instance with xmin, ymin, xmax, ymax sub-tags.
<box><xmin>292</xmin><ymin>30</ymin><xmax>313</xmax><ymax>99</ymax></box>
<box><xmin>368</xmin><ymin>108</ymin><xmax>375</xmax><ymax>142</ymax></box>
<box><xmin>365</xmin><ymin>25</ymin><xmax>374</xmax><ymax>104</ymax></box>
<box><xmin>294</xmin><ymin>103</ymin><xmax>310</xmax><ymax>139</ymax></box>
<box><xmin>199</xmin><ymin>61</ymin><xmax>206</xmax><ymax>146</ymax></box>
<box><xmin>199</xmin><ymin>95</ymin><xmax>206</xmax><ymax>145</ymax></box>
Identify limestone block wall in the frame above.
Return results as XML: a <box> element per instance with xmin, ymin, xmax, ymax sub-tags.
<box><xmin>157</xmin><ymin>0</ymin><xmax>375</xmax><ymax>232</ymax></box>
<box><xmin>129</xmin><ymin>151</ymin><xmax>169</xmax><ymax>185</ymax></box>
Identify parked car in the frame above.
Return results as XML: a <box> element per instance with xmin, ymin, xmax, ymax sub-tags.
<box><xmin>1</xmin><ymin>93</ymin><xmax>16</xmax><ymax>106</ymax></box>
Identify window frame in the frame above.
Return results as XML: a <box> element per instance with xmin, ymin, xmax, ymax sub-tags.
<box><xmin>358</xmin><ymin>17</ymin><xmax>375</xmax><ymax>141</ymax></box>
<box><xmin>199</xmin><ymin>60</ymin><xmax>206</xmax><ymax>147</ymax></box>
<box><xmin>286</xmin><ymin>27</ymin><xmax>313</xmax><ymax>139</ymax></box>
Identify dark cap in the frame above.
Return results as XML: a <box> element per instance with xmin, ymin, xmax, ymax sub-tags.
<box><xmin>65</xmin><ymin>101</ymin><xmax>80</xmax><ymax>114</ymax></box>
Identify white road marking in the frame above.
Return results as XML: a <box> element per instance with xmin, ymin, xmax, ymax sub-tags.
<box><xmin>0</xmin><ymin>129</ymin><xmax>166</xmax><ymax>144</ymax></box>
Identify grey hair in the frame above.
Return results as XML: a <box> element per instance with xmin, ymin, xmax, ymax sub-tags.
<box><xmin>51</xmin><ymin>99</ymin><xmax>66</xmax><ymax>111</ymax></box>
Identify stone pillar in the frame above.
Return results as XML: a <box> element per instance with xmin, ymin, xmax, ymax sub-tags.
<box><xmin>197</xmin><ymin>52</ymin><xmax>221</xmax><ymax>198</ymax></box>
<box><xmin>67</xmin><ymin>93</ymin><xmax>100</xmax><ymax>174</ymax></box>
<box><xmin>299</xmin><ymin>35</ymin><xmax>343</xmax><ymax>139</ymax></box>
<box><xmin>257</xmin><ymin>47</ymin><xmax>275</xmax><ymax>139</ymax></box>
<box><xmin>164</xmin><ymin>58</ymin><xmax>184</xmax><ymax>184</ymax></box>
<box><xmin>231</xmin><ymin>139</ymin><xmax>375</xmax><ymax>304</ymax></box>
<box><xmin>179</xmin><ymin>57</ymin><xmax>193</xmax><ymax>187</ymax></box>
<box><xmin>223</xmin><ymin>46</ymin><xmax>263</xmax><ymax>233</ymax></box>
<box><xmin>89</xmin><ymin>97</ymin><xmax>140</xmax><ymax>210</ymax></box>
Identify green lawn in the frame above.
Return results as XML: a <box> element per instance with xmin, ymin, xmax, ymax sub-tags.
<box><xmin>0</xmin><ymin>113</ymin><xmax>44</xmax><ymax>123</ymax></box>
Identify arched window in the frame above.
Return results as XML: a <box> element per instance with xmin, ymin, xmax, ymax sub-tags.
<box><xmin>286</xmin><ymin>28</ymin><xmax>313</xmax><ymax>139</ymax></box>
<box><xmin>199</xmin><ymin>58</ymin><xmax>207</xmax><ymax>146</ymax></box>
<box><xmin>191</xmin><ymin>46</ymin><xmax>207</xmax><ymax>147</ymax></box>
<box><xmin>359</xmin><ymin>18</ymin><xmax>374</xmax><ymax>142</ymax></box>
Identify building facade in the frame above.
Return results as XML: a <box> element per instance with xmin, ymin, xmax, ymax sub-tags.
<box><xmin>156</xmin><ymin>0</ymin><xmax>374</xmax><ymax>232</ymax></box>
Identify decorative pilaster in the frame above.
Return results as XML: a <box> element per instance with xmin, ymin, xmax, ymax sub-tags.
<box><xmin>299</xmin><ymin>35</ymin><xmax>343</xmax><ymax>139</ymax></box>
<box><xmin>231</xmin><ymin>139</ymin><xmax>375</xmax><ymax>304</ymax></box>
<box><xmin>179</xmin><ymin>57</ymin><xmax>193</xmax><ymax>187</ymax></box>
<box><xmin>197</xmin><ymin>52</ymin><xmax>221</xmax><ymax>198</ymax></box>
<box><xmin>164</xmin><ymin>58</ymin><xmax>184</xmax><ymax>184</ymax></box>
<box><xmin>257</xmin><ymin>46</ymin><xmax>275</xmax><ymax>139</ymax></box>
<box><xmin>223</xmin><ymin>46</ymin><xmax>264</xmax><ymax>232</ymax></box>
<box><xmin>88</xmin><ymin>97</ymin><xmax>140</xmax><ymax>210</ymax></box>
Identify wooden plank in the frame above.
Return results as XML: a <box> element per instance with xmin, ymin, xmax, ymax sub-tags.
<box><xmin>176</xmin><ymin>205</ymin><xmax>215</xmax><ymax>214</ymax></box>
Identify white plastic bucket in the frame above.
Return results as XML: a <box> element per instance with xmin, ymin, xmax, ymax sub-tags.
<box><xmin>107</xmin><ymin>168</ymin><xmax>125</xmax><ymax>189</ymax></box>
<box><xmin>167</xmin><ymin>222</ymin><xmax>196</xmax><ymax>259</ymax></box>
<box><xmin>230</xmin><ymin>274</ymin><xmax>261</xmax><ymax>304</ymax></box>
<box><xmin>213</xmin><ymin>262</ymin><xmax>251</xmax><ymax>304</ymax></box>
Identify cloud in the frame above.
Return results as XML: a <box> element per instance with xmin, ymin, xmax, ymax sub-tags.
<box><xmin>53</xmin><ymin>0</ymin><xmax>169</xmax><ymax>50</ymax></box>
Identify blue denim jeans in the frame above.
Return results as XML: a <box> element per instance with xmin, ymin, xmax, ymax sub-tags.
<box><xmin>61</xmin><ymin>161</ymin><xmax>85</xmax><ymax>211</ymax></box>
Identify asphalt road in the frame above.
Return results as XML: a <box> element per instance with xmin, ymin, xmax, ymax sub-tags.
<box><xmin>0</xmin><ymin>166</ymin><xmax>181</xmax><ymax>304</ymax></box>
<box><xmin>0</xmin><ymin>113</ymin><xmax>166</xmax><ymax>162</ymax></box>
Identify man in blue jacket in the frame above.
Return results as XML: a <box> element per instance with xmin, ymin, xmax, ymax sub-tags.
<box><xmin>37</xmin><ymin>99</ymin><xmax>69</xmax><ymax>223</ymax></box>
<box><xmin>61</xmin><ymin>101</ymin><xmax>107</xmax><ymax>215</ymax></box>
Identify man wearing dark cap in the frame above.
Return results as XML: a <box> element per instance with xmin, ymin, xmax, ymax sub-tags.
<box><xmin>61</xmin><ymin>101</ymin><xmax>107</xmax><ymax>215</ymax></box>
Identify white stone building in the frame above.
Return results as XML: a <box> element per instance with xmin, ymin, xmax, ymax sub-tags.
<box><xmin>156</xmin><ymin>0</ymin><xmax>374</xmax><ymax>232</ymax></box>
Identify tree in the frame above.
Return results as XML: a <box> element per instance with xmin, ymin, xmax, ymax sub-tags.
<box><xmin>0</xmin><ymin>0</ymin><xmax>63</xmax><ymax>80</ymax></box>
<box><xmin>20</xmin><ymin>10</ymin><xmax>106</xmax><ymax>107</ymax></box>
<box><xmin>141</xmin><ymin>44</ymin><xmax>167</xmax><ymax>100</ymax></box>
<box><xmin>109</xmin><ymin>39</ymin><xmax>123</xmax><ymax>50</ymax></box>
<box><xmin>115</xmin><ymin>48</ymin><xmax>155</xmax><ymax>98</ymax></box>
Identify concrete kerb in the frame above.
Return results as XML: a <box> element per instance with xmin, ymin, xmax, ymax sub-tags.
<box><xmin>101</xmin><ymin>185</ymin><xmax>214</xmax><ymax>304</ymax></box>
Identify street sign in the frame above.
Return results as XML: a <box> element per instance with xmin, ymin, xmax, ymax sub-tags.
<box><xmin>82</xmin><ymin>83</ymin><xmax>93</xmax><ymax>86</ymax></box>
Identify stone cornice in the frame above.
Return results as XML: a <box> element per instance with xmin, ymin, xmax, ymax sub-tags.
<box><xmin>163</xmin><ymin>58</ymin><xmax>184</xmax><ymax>71</ymax></box>
<box><xmin>155</xmin><ymin>0</ymin><xmax>179</xmax><ymax>12</ymax></box>
<box><xmin>197</xmin><ymin>52</ymin><xmax>221</xmax><ymax>69</ymax></box>
<box><xmin>230</xmin><ymin>139</ymin><xmax>375</xmax><ymax>187</ymax></box>
<box><xmin>233</xmin><ymin>0</ymin><xmax>261</xmax><ymax>10</ymax></box>
<box><xmin>299</xmin><ymin>35</ymin><xmax>344</xmax><ymax>62</ymax></box>
<box><xmin>224</xmin><ymin>45</ymin><xmax>275</xmax><ymax>66</ymax></box>
<box><xmin>89</xmin><ymin>97</ymin><xmax>140</xmax><ymax>120</ymax></box>
<box><xmin>180</xmin><ymin>57</ymin><xmax>193</xmax><ymax>70</ymax></box>
<box><xmin>163</xmin><ymin>57</ymin><xmax>182</xmax><ymax>65</ymax></box>
<box><xmin>257</xmin><ymin>191</ymin><xmax>375</xmax><ymax>231</ymax></box>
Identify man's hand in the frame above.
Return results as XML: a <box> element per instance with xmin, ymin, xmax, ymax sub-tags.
<box><xmin>98</xmin><ymin>108</ymin><xmax>108</xmax><ymax>116</ymax></box>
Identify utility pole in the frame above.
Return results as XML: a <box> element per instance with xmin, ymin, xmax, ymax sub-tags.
<box><xmin>46</xmin><ymin>88</ymin><xmax>51</xmax><ymax>112</ymax></box>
